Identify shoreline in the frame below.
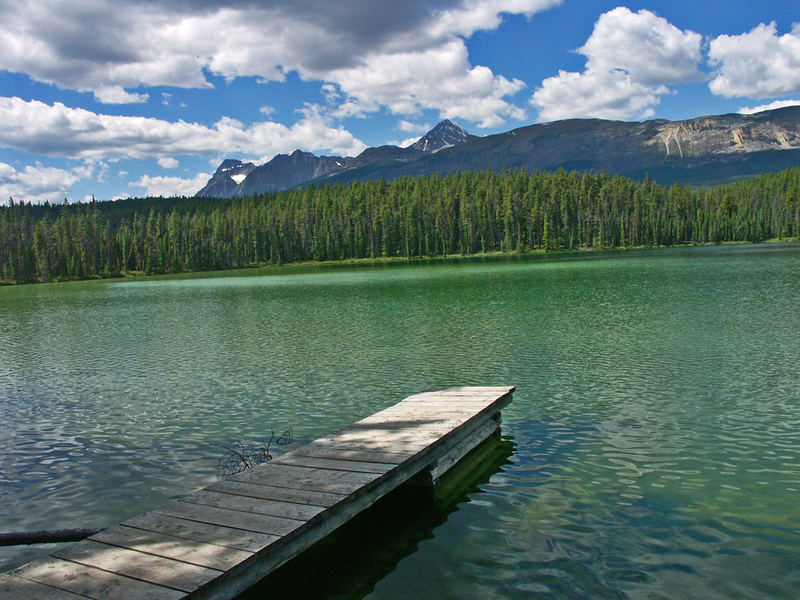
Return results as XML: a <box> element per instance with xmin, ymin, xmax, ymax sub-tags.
<box><xmin>2</xmin><ymin>238</ymin><xmax>798</xmax><ymax>287</ymax></box>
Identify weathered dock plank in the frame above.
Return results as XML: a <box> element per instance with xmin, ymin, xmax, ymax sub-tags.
<box><xmin>52</xmin><ymin>540</ymin><xmax>221</xmax><ymax>593</ymax></box>
<box><xmin>122</xmin><ymin>513</ymin><xmax>280</xmax><ymax>554</ymax></box>
<box><xmin>89</xmin><ymin>526</ymin><xmax>252</xmax><ymax>571</ymax></box>
<box><xmin>0</xmin><ymin>573</ymin><xmax>87</xmax><ymax>599</ymax></box>
<box><xmin>291</xmin><ymin>441</ymin><xmax>414</xmax><ymax>464</ymax></box>
<box><xmin>2</xmin><ymin>386</ymin><xmax>514</xmax><ymax>600</ymax></box>
<box><xmin>179</xmin><ymin>490</ymin><xmax>325</xmax><ymax>521</ymax></box>
<box><xmin>205</xmin><ymin>481</ymin><xmax>345</xmax><ymax>508</ymax></box>
<box><xmin>271</xmin><ymin>453</ymin><xmax>396</xmax><ymax>474</ymax></box>
<box><xmin>153</xmin><ymin>501</ymin><xmax>305</xmax><ymax>537</ymax></box>
<box><xmin>230</xmin><ymin>462</ymin><xmax>383</xmax><ymax>495</ymax></box>
<box><xmin>12</xmin><ymin>556</ymin><xmax>184</xmax><ymax>599</ymax></box>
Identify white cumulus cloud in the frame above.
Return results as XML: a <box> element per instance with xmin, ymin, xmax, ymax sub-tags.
<box><xmin>0</xmin><ymin>162</ymin><xmax>80</xmax><ymax>204</ymax></box>
<box><xmin>427</xmin><ymin>0</ymin><xmax>559</xmax><ymax>39</ymax></box>
<box><xmin>385</xmin><ymin>136</ymin><xmax>424</xmax><ymax>147</ymax></box>
<box><xmin>157</xmin><ymin>157</ymin><xmax>180</xmax><ymax>169</ymax></box>
<box><xmin>131</xmin><ymin>172</ymin><xmax>211</xmax><ymax>198</ymax></box>
<box><xmin>93</xmin><ymin>86</ymin><xmax>149</xmax><ymax>104</ymax></box>
<box><xmin>398</xmin><ymin>120</ymin><xmax>431</xmax><ymax>133</ymax></box>
<box><xmin>709</xmin><ymin>22</ymin><xmax>800</xmax><ymax>99</ymax></box>
<box><xmin>531</xmin><ymin>7</ymin><xmax>702</xmax><ymax>121</ymax></box>
<box><xmin>0</xmin><ymin>97</ymin><xmax>367</xmax><ymax>161</ymax></box>
<box><xmin>0</xmin><ymin>0</ymin><xmax>558</xmax><ymax>128</ymax></box>
<box><xmin>533</xmin><ymin>69</ymin><xmax>666</xmax><ymax>122</ymax></box>
<box><xmin>399</xmin><ymin>136</ymin><xmax>423</xmax><ymax>147</ymax></box>
<box><xmin>579</xmin><ymin>7</ymin><xmax>703</xmax><ymax>86</ymax></box>
<box><xmin>327</xmin><ymin>39</ymin><xmax>527</xmax><ymax>127</ymax></box>
<box><xmin>738</xmin><ymin>98</ymin><xmax>800</xmax><ymax>114</ymax></box>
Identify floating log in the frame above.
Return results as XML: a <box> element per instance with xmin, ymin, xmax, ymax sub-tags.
<box><xmin>0</xmin><ymin>529</ymin><xmax>102</xmax><ymax>547</ymax></box>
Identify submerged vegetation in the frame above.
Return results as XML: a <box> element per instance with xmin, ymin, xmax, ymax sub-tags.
<box><xmin>214</xmin><ymin>428</ymin><xmax>293</xmax><ymax>480</ymax></box>
<box><xmin>1</xmin><ymin>167</ymin><xmax>799</xmax><ymax>284</ymax></box>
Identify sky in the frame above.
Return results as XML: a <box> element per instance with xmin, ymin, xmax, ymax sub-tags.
<box><xmin>1</xmin><ymin>0</ymin><xmax>799</xmax><ymax>204</ymax></box>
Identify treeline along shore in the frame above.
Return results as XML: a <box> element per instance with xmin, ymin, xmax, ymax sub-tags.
<box><xmin>2</xmin><ymin>167</ymin><xmax>799</xmax><ymax>284</ymax></box>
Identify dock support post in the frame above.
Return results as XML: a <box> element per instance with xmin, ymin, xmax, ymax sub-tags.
<box><xmin>411</xmin><ymin>412</ymin><xmax>502</xmax><ymax>487</ymax></box>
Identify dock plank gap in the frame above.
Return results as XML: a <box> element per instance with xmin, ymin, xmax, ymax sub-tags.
<box><xmin>3</xmin><ymin>385</ymin><xmax>515</xmax><ymax>599</ymax></box>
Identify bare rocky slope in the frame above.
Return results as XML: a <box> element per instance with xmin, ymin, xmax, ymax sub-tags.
<box><xmin>197</xmin><ymin>107</ymin><xmax>800</xmax><ymax>197</ymax></box>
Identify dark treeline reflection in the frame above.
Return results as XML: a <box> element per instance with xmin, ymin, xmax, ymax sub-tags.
<box><xmin>2</xmin><ymin>167</ymin><xmax>799</xmax><ymax>283</ymax></box>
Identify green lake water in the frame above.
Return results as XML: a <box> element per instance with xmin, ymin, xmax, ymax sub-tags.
<box><xmin>1</xmin><ymin>243</ymin><xmax>799</xmax><ymax>598</ymax></box>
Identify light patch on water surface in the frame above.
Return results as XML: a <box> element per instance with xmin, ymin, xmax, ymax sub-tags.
<box><xmin>1</xmin><ymin>243</ymin><xmax>799</xmax><ymax>599</ymax></box>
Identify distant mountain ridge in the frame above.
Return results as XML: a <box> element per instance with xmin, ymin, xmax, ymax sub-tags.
<box><xmin>196</xmin><ymin>108</ymin><xmax>800</xmax><ymax>197</ymax></box>
<box><xmin>196</xmin><ymin>152</ymin><xmax>346</xmax><ymax>198</ymax></box>
<box><xmin>196</xmin><ymin>119</ymin><xmax>472</xmax><ymax>198</ymax></box>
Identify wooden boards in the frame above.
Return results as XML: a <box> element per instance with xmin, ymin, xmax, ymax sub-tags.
<box><xmin>3</xmin><ymin>386</ymin><xmax>514</xmax><ymax>600</ymax></box>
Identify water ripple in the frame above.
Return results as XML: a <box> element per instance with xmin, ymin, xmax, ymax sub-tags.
<box><xmin>1</xmin><ymin>244</ymin><xmax>799</xmax><ymax>599</ymax></box>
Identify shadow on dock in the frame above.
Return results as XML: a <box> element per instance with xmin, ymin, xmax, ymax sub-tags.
<box><xmin>236</xmin><ymin>432</ymin><xmax>515</xmax><ymax>600</ymax></box>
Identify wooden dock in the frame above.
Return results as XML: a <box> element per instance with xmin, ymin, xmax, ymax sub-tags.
<box><xmin>1</xmin><ymin>386</ymin><xmax>514</xmax><ymax>599</ymax></box>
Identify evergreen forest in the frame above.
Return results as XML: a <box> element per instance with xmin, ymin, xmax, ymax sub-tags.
<box><xmin>2</xmin><ymin>167</ymin><xmax>799</xmax><ymax>284</ymax></box>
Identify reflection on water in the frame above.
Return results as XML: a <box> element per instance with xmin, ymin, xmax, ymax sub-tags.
<box><xmin>239</xmin><ymin>434</ymin><xmax>515</xmax><ymax>600</ymax></box>
<box><xmin>1</xmin><ymin>243</ymin><xmax>800</xmax><ymax>598</ymax></box>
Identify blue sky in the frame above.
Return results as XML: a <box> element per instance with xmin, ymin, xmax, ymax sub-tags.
<box><xmin>1</xmin><ymin>0</ymin><xmax>799</xmax><ymax>204</ymax></box>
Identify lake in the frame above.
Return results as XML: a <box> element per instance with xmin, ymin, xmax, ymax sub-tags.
<box><xmin>1</xmin><ymin>243</ymin><xmax>799</xmax><ymax>598</ymax></box>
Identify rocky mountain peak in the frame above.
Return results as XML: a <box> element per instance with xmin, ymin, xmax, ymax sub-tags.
<box><xmin>196</xmin><ymin>159</ymin><xmax>256</xmax><ymax>197</ymax></box>
<box><xmin>411</xmin><ymin>119</ymin><xmax>469</xmax><ymax>153</ymax></box>
<box><xmin>215</xmin><ymin>158</ymin><xmax>255</xmax><ymax>175</ymax></box>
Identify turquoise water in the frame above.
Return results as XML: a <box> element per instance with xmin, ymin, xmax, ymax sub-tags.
<box><xmin>1</xmin><ymin>244</ymin><xmax>799</xmax><ymax>598</ymax></box>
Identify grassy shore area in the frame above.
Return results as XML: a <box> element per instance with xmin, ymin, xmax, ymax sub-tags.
<box><xmin>3</xmin><ymin>238</ymin><xmax>798</xmax><ymax>287</ymax></box>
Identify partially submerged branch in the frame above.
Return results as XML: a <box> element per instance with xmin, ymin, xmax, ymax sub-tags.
<box><xmin>215</xmin><ymin>427</ymin><xmax>293</xmax><ymax>480</ymax></box>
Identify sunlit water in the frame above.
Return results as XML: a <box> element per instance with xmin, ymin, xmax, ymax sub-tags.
<box><xmin>1</xmin><ymin>244</ymin><xmax>799</xmax><ymax>598</ymax></box>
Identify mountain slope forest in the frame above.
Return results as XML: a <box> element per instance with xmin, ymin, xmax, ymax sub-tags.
<box><xmin>2</xmin><ymin>167</ymin><xmax>799</xmax><ymax>284</ymax></box>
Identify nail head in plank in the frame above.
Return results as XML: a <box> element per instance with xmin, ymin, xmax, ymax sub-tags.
<box><xmin>399</xmin><ymin>396</ymin><xmax>502</xmax><ymax>402</ymax></box>
<box><xmin>12</xmin><ymin>557</ymin><xmax>184</xmax><ymax>600</ymax></box>
<box><xmin>0</xmin><ymin>573</ymin><xmax>87</xmax><ymax>599</ymax></box>
<box><xmin>352</xmin><ymin>417</ymin><xmax>469</xmax><ymax>429</ymax></box>
<box><xmin>89</xmin><ymin>525</ymin><xmax>252</xmax><ymax>572</ymax></box>
<box><xmin>363</xmin><ymin>407</ymin><xmax>497</xmax><ymax>419</ymax></box>
<box><xmin>326</xmin><ymin>426</ymin><xmax>454</xmax><ymax>438</ymax></box>
<box><xmin>206</xmin><ymin>480</ymin><xmax>346</xmax><ymax>508</ymax></box>
<box><xmin>180</xmin><ymin>490</ymin><xmax>325</xmax><ymax>521</ymax></box>
<box><xmin>231</xmin><ymin>462</ymin><xmax>382</xmax><ymax>495</ymax></box>
<box><xmin>323</xmin><ymin>428</ymin><xmax>456</xmax><ymax>442</ymax></box>
<box><xmin>154</xmin><ymin>501</ymin><xmax>305</xmax><ymax>537</ymax></box>
<box><xmin>272</xmin><ymin>453</ymin><xmax>396</xmax><ymax>474</ymax></box>
<box><xmin>52</xmin><ymin>539</ymin><xmax>220</xmax><ymax>593</ymax></box>
<box><xmin>290</xmin><ymin>443</ymin><xmax>411</xmax><ymax>464</ymax></box>
<box><xmin>311</xmin><ymin>434</ymin><xmax>439</xmax><ymax>451</ymax></box>
<box><xmin>123</xmin><ymin>512</ymin><xmax>279</xmax><ymax>554</ymax></box>
<box><xmin>399</xmin><ymin>395</ymin><xmax>506</xmax><ymax>403</ymax></box>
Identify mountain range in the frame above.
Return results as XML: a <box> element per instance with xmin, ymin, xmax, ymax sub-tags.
<box><xmin>197</xmin><ymin>107</ymin><xmax>800</xmax><ymax>197</ymax></box>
